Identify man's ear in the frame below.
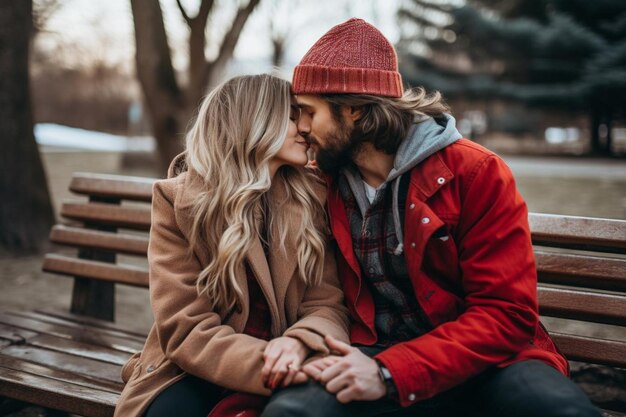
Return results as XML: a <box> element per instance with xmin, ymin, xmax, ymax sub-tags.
<box><xmin>342</xmin><ymin>106</ymin><xmax>363</xmax><ymax>123</ymax></box>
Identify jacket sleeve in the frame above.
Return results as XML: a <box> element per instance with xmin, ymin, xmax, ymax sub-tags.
<box><xmin>283</xmin><ymin>239</ymin><xmax>350</xmax><ymax>353</ymax></box>
<box><xmin>148</xmin><ymin>179</ymin><xmax>270</xmax><ymax>395</ymax></box>
<box><xmin>376</xmin><ymin>155</ymin><xmax>538</xmax><ymax>406</ymax></box>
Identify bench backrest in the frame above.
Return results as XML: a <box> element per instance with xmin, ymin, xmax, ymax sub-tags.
<box><xmin>43</xmin><ymin>172</ymin><xmax>626</xmax><ymax>369</ymax></box>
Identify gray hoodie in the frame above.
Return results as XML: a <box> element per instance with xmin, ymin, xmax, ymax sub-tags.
<box><xmin>342</xmin><ymin>113</ymin><xmax>462</xmax><ymax>255</ymax></box>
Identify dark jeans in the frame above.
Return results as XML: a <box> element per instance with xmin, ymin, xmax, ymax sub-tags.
<box><xmin>142</xmin><ymin>375</ymin><xmax>221</xmax><ymax>417</ymax></box>
<box><xmin>261</xmin><ymin>354</ymin><xmax>601</xmax><ymax>417</ymax></box>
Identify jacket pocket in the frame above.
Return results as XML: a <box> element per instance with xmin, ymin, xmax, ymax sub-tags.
<box><xmin>121</xmin><ymin>351</ymin><xmax>142</xmax><ymax>383</ymax></box>
<box><xmin>422</xmin><ymin>225</ymin><xmax>462</xmax><ymax>297</ymax></box>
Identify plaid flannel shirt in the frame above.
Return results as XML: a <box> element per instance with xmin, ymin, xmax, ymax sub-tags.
<box><xmin>337</xmin><ymin>173</ymin><xmax>431</xmax><ymax>346</ymax></box>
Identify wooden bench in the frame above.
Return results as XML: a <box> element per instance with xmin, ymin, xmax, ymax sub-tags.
<box><xmin>0</xmin><ymin>172</ymin><xmax>625</xmax><ymax>417</ymax></box>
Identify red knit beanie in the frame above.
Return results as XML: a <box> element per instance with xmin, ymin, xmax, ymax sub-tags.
<box><xmin>292</xmin><ymin>18</ymin><xmax>403</xmax><ymax>98</ymax></box>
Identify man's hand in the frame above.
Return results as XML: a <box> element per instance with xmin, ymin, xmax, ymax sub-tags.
<box><xmin>302</xmin><ymin>335</ymin><xmax>387</xmax><ymax>404</ymax></box>
<box><xmin>262</xmin><ymin>336</ymin><xmax>310</xmax><ymax>389</ymax></box>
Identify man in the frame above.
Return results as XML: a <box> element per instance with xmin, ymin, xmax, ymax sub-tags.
<box><xmin>261</xmin><ymin>18</ymin><xmax>600</xmax><ymax>417</ymax></box>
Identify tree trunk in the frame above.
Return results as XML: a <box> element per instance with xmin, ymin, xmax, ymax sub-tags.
<box><xmin>0</xmin><ymin>0</ymin><xmax>54</xmax><ymax>254</ymax></box>
<box><xmin>131</xmin><ymin>0</ymin><xmax>261</xmax><ymax>173</ymax></box>
<box><xmin>590</xmin><ymin>107</ymin><xmax>601</xmax><ymax>155</ymax></box>
<box><xmin>131</xmin><ymin>0</ymin><xmax>185</xmax><ymax>173</ymax></box>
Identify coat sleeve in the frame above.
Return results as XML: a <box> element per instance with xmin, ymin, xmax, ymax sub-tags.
<box><xmin>283</xmin><ymin>239</ymin><xmax>350</xmax><ymax>353</ymax></box>
<box><xmin>375</xmin><ymin>155</ymin><xmax>538</xmax><ymax>406</ymax></box>
<box><xmin>148</xmin><ymin>179</ymin><xmax>270</xmax><ymax>395</ymax></box>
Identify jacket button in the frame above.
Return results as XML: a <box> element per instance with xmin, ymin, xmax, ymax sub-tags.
<box><xmin>146</xmin><ymin>365</ymin><xmax>155</xmax><ymax>373</ymax></box>
<box><xmin>408</xmin><ymin>393</ymin><xmax>416</xmax><ymax>401</ymax></box>
<box><xmin>411</xmin><ymin>242</ymin><xmax>416</xmax><ymax>248</ymax></box>
<box><xmin>421</xmin><ymin>217</ymin><xmax>430</xmax><ymax>224</ymax></box>
<box><xmin>437</xmin><ymin>177</ymin><xmax>445</xmax><ymax>184</ymax></box>
<box><xmin>409</xmin><ymin>203</ymin><xmax>415</xmax><ymax>209</ymax></box>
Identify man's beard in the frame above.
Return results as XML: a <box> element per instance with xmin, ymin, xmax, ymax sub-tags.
<box><xmin>309</xmin><ymin>120</ymin><xmax>361</xmax><ymax>176</ymax></box>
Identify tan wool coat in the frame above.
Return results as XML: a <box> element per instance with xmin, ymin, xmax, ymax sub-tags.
<box><xmin>114</xmin><ymin>162</ymin><xmax>349</xmax><ymax>417</ymax></box>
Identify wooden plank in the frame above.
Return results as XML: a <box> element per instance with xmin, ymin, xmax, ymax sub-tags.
<box><xmin>0</xmin><ymin>312</ymin><xmax>143</xmax><ymax>353</ymax></box>
<box><xmin>27</xmin><ymin>334</ymin><xmax>132</xmax><ymax>366</ymax></box>
<box><xmin>551</xmin><ymin>332</ymin><xmax>626</xmax><ymax>368</ymax></box>
<box><xmin>32</xmin><ymin>309</ymin><xmax>148</xmax><ymax>340</ymax></box>
<box><xmin>50</xmin><ymin>225</ymin><xmax>149</xmax><ymax>256</ymax></box>
<box><xmin>0</xmin><ymin>323</ymin><xmax>38</xmax><ymax>343</ymax></box>
<box><xmin>538</xmin><ymin>287</ymin><xmax>626</xmax><ymax>326</ymax></box>
<box><xmin>61</xmin><ymin>201</ymin><xmax>151</xmax><ymax>230</ymax></box>
<box><xmin>1</xmin><ymin>345</ymin><xmax>123</xmax><ymax>384</ymax></box>
<box><xmin>0</xmin><ymin>355</ymin><xmax>122</xmax><ymax>393</ymax></box>
<box><xmin>5</xmin><ymin>311</ymin><xmax>145</xmax><ymax>347</ymax></box>
<box><xmin>535</xmin><ymin>250</ymin><xmax>626</xmax><ymax>292</ymax></box>
<box><xmin>602</xmin><ymin>411</ymin><xmax>626</xmax><ymax>417</ymax></box>
<box><xmin>43</xmin><ymin>254</ymin><xmax>149</xmax><ymax>288</ymax></box>
<box><xmin>73</xmin><ymin>224</ymin><xmax>118</xmax><ymax>321</ymax></box>
<box><xmin>602</xmin><ymin>412</ymin><xmax>626</xmax><ymax>417</ymax></box>
<box><xmin>529</xmin><ymin>213</ymin><xmax>626</xmax><ymax>254</ymax></box>
<box><xmin>70</xmin><ymin>172</ymin><xmax>154</xmax><ymax>202</ymax></box>
<box><xmin>0</xmin><ymin>365</ymin><xmax>117</xmax><ymax>417</ymax></box>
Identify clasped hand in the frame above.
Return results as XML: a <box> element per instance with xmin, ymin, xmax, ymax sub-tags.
<box><xmin>302</xmin><ymin>335</ymin><xmax>387</xmax><ymax>404</ymax></box>
<box><xmin>262</xmin><ymin>336</ymin><xmax>309</xmax><ymax>390</ymax></box>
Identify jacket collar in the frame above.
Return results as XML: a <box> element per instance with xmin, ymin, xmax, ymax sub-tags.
<box><xmin>409</xmin><ymin>151</ymin><xmax>454</xmax><ymax>201</ymax></box>
<box><xmin>325</xmin><ymin>149</ymin><xmax>454</xmax><ymax>202</ymax></box>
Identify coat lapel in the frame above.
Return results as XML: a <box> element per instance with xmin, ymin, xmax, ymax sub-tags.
<box><xmin>173</xmin><ymin>167</ymin><xmax>300</xmax><ymax>336</ymax></box>
<box><xmin>246</xmin><ymin>233</ymin><xmax>281</xmax><ymax>336</ymax></box>
<box><xmin>267</xmin><ymin>181</ymin><xmax>298</xmax><ymax>321</ymax></box>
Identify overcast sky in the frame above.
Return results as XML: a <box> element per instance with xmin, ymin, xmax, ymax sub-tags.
<box><xmin>42</xmin><ymin>0</ymin><xmax>401</xmax><ymax>74</ymax></box>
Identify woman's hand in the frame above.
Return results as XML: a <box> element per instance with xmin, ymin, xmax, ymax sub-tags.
<box><xmin>262</xmin><ymin>336</ymin><xmax>310</xmax><ymax>389</ymax></box>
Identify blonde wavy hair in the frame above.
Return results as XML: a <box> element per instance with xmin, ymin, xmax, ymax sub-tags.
<box><xmin>322</xmin><ymin>87</ymin><xmax>450</xmax><ymax>153</ymax></box>
<box><xmin>185</xmin><ymin>74</ymin><xmax>327</xmax><ymax>312</ymax></box>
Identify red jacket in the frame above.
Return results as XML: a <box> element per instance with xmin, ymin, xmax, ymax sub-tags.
<box><xmin>326</xmin><ymin>139</ymin><xmax>569</xmax><ymax>407</ymax></box>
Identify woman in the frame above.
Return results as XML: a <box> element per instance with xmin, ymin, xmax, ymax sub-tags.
<box><xmin>114</xmin><ymin>74</ymin><xmax>349</xmax><ymax>417</ymax></box>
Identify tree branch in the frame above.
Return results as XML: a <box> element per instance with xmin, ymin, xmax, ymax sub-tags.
<box><xmin>207</xmin><ymin>0</ymin><xmax>261</xmax><ymax>83</ymax></box>
<box><xmin>175</xmin><ymin>0</ymin><xmax>191</xmax><ymax>25</ymax></box>
<box><xmin>196</xmin><ymin>0</ymin><xmax>215</xmax><ymax>26</ymax></box>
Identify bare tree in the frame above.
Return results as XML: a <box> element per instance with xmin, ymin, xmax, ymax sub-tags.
<box><xmin>131</xmin><ymin>0</ymin><xmax>261</xmax><ymax>172</ymax></box>
<box><xmin>32</xmin><ymin>0</ymin><xmax>61</xmax><ymax>36</ymax></box>
<box><xmin>0</xmin><ymin>0</ymin><xmax>54</xmax><ymax>254</ymax></box>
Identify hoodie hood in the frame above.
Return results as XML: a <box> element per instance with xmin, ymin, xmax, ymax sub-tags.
<box><xmin>388</xmin><ymin>113</ymin><xmax>462</xmax><ymax>182</ymax></box>
<box><xmin>343</xmin><ymin>113</ymin><xmax>461</xmax><ymax>255</ymax></box>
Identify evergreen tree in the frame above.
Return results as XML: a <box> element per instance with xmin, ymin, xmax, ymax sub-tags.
<box><xmin>398</xmin><ymin>0</ymin><xmax>626</xmax><ymax>154</ymax></box>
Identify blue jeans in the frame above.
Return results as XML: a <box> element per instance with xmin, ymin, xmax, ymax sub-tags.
<box><xmin>261</xmin><ymin>353</ymin><xmax>600</xmax><ymax>417</ymax></box>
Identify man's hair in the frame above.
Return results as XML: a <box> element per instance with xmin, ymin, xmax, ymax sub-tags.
<box><xmin>321</xmin><ymin>87</ymin><xmax>450</xmax><ymax>154</ymax></box>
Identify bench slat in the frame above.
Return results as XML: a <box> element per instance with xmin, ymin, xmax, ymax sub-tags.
<box><xmin>0</xmin><ymin>312</ymin><xmax>143</xmax><ymax>353</ymax></box>
<box><xmin>28</xmin><ymin>334</ymin><xmax>132</xmax><ymax>366</ymax></box>
<box><xmin>70</xmin><ymin>172</ymin><xmax>154</xmax><ymax>202</ymax></box>
<box><xmin>50</xmin><ymin>225</ymin><xmax>149</xmax><ymax>256</ymax></box>
<box><xmin>551</xmin><ymin>332</ymin><xmax>626</xmax><ymax>368</ymax></box>
<box><xmin>0</xmin><ymin>323</ymin><xmax>38</xmax><ymax>343</ymax></box>
<box><xmin>0</xmin><ymin>365</ymin><xmax>117</xmax><ymax>417</ymax></box>
<box><xmin>535</xmin><ymin>250</ymin><xmax>626</xmax><ymax>292</ymax></box>
<box><xmin>12</xmin><ymin>311</ymin><xmax>146</xmax><ymax>344</ymax></box>
<box><xmin>530</xmin><ymin>213</ymin><xmax>626</xmax><ymax>254</ymax></box>
<box><xmin>0</xmin><ymin>355</ymin><xmax>122</xmax><ymax>393</ymax></box>
<box><xmin>1</xmin><ymin>345</ymin><xmax>123</xmax><ymax>384</ymax></box>
<box><xmin>538</xmin><ymin>287</ymin><xmax>626</xmax><ymax>326</ymax></box>
<box><xmin>33</xmin><ymin>309</ymin><xmax>148</xmax><ymax>340</ymax></box>
<box><xmin>43</xmin><ymin>254</ymin><xmax>149</xmax><ymax>288</ymax></box>
<box><xmin>61</xmin><ymin>202</ymin><xmax>151</xmax><ymax>230</ymax></box>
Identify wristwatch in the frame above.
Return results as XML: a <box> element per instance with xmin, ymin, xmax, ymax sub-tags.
<box><xmin>376</xmin><ymin>361</ymin><xmax>399</xmax><ymax>401</ymax></box>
